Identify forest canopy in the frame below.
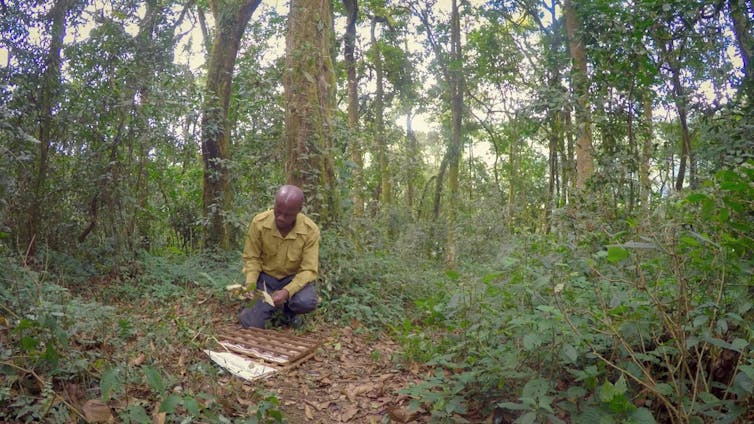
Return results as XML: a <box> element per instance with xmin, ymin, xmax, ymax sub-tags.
<box><xmin>1</xmin><ymin>0</ymin><xmax>753</xmax><ymax>422</ymax></box>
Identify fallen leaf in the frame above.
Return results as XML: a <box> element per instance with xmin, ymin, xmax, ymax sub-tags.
<box><xmin>83</xmin><ymin>399</ymin><xmax>113</xmax><ymax>423</ymax></box>
<box><xmin>343</xmin><ymin>385</ymin><xmax>356</xmax><ymax>403</ymax></box>
<box><xmin>236</xmin><ymin>396</ymin><xmax>255</xmax><ymax>407</ymax></box>
<box><xmin>152</xmin><ymin>411</ymin><xmax>166</xmax><ymax>424</ymax></box>
<box><xmin>388</xmin><ymin>406</ymin><xmax>418</xmax><ymax>423</ymax></box>
<box><xmin>340</xmin><ymin>404</ymin><xmax>358</xmax><ymax>422</ymax></box>
<box><xmin>305</xmin><ymin>404</ymin><xmax>314</xmax><ymax>420</ymax></box>
<box><xmin>306</xmin><ymin>399</ymin><xmax>329</xmax><ymax>411</ymax></box>
<box><xmin>353</xmin><ymin>382</ymin><xmax>380</xmax><ymax>397</ymax></box>
<box><xmin>129</xmin><ymin>353</ymin><xmax>146</xmax><ymax>366</ymax></box>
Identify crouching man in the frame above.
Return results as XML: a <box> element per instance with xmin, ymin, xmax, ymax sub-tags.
<box><xmin>239</xmin><ymin>185</ymin><xmax>319</xmax><ymax>329</ymax></box>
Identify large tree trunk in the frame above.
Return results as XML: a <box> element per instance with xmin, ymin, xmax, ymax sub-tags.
<box><xmin>342</xmin><ymin>0</ymin><xmax>363</xmax><ymax>216</ymax></box>
<box><xmin>285</xmin><ymin>0</ymin><xmax>338</xmax><ymax>223</ymax></box>
<box><xmin>28</xmin><ymin>0</ymin><xmax>76</xmax><ymax>255</ymax></box>
<box><xmin>564</xmin><ymin>0</ymin><xmax>594</xmax><ymax>190</ymax></box>
<box><xmin>201</xmin><ymin>0</ymin><xmax>261</xmax><ymax>250</ymax></box>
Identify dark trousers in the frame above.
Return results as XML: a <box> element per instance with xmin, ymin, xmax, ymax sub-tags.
<box><xmin>239</xmin><ymin>272</ymin><xmax>318</xmax><ymax>329</ymax></box>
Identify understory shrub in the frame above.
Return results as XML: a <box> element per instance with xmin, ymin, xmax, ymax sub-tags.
<box><xmin>398</xmin><ymin>163</ymin><xmax>754</xmax><ymax>423</ymax></box>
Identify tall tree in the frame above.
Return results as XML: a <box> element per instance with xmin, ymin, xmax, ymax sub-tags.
<box><xmin>201</xmin><ymin>0</ymin><xmax>261</xmax><ymax>249</ymax></box>
<box><xmin>446</xmin><ymin>0</ymin><xmax>463</xmax><ymax>267</ymax></box>
<box><xmin>342</xmin><ymin>0</ymin><xmax>364</xmax><ymax>216</ymax></box>
<box><xmin>371</xmin><ymin>15</ymin><xmax>391</xmax><ymax>206</ymax></box>
<box><xmin>284</xmin><ymin>0</ymin><xmax>339</xmax><ymax>223</ymax></box>
<box><xmin>411</xmin><ymin>0</ymin><xmax>464</xmax><ymax>267</ymax></box>
<box><xmin>28</xmin><ymin>0</ymin><xmax>79</xmax><ymax>255</ymax></box>
<box><xmin>564</xmin><ymin>0</ymin><xmax>594</xmax><ymax>190</ymax></box>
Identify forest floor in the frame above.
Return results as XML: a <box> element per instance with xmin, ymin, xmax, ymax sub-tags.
<box><xmin>64</xmin><ymin>271</ymin><xmax>476</xmax><ymax>424</ymax></box>
<box><xmin>204</xmin><ymin>301</ymin><xmax>440</xmax><ymax>424</ymax></box>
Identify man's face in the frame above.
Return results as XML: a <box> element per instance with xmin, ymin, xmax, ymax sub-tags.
<box><xmin>274</xmin><ymin>199</ymin><xmax>300</xmax><ymax>232</ymax></box>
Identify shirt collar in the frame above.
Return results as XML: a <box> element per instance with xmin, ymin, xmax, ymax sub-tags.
<box><xmin>262</xmin><ymin>210</ymin><xmax>304</xmax><ymax>237</ymax></box>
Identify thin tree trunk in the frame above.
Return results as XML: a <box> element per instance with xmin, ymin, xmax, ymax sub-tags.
<box><xmin>545</xmin><ymin>5</ymin><xmax>564</xmax><ymax>229</ymax></box>
<box><xmin>666</xmin><ymin>55</ymin><xmax>693</xmax><ymax>191</ymax></box>
<box><xmin>406</xmin><ymin>111</ymin><xmax>418</xmax><ymax>210</ymax></box>
<box><xmin>342</xmin><ymin>0</ymin><xmax>363</xmax><ymax>216</ymax></box>
<box><xmin>640</xmin><ymin>89</ymin><xmax>653</xmax><ymax>209</ymax></box>
<box><xmin>563</xmin><ymin>107</ymin><xmax>574</xmax><ymax>200</ymax></box>
<box><xmin>371</xmin><ymin>17</ymin><xmax>390</xmax><ymax>206</ymax></box>
<box><xmin>201</xmin><ymin>0</ymin><xmax>261</xmax><ymax>250</ymax></box>
<box><xmin>728</xmin><ymin>0</ymin><xmax>753</xmax><ymax>96</ymax></box>
<box><xmin>507</xmin><ymin>126</ymin><xmax>517</xmax><ymax>227</ymax></box>
<box><xmin>564</xmin><ymin>0</ymin><xmax>594</xmax><ymax>189</ymax></box>
<box><xmin>445</xmin><ymin>0</ymin><xmax>463</xmax><ymax>268</ymax></box>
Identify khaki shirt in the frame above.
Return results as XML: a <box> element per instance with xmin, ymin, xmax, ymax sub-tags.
<box><xmin>242</xmin><ymin>210</ymin><xmax>320</xmax><ymax>296</ymax></box>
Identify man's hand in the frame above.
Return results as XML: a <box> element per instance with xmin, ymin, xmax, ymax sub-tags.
<box><xmin>271</xmin><ymin>289</ymin><xmax>289</xmax><ymax>307</ymax></box>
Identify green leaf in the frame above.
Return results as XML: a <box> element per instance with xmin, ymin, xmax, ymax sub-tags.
<box><xmin>522</xmin><ymin>333</ymin><xmax>543</xmax><ymax>350</ymax></box>
<box><xmin>654</xmin><ymin>383</ymin><xmax>673</xmax><ymax>396</ymax></box>
<box><xmin>692</xmin><ymin>314</ymin><xmax>708</xmax><ymax>328</ymax></box>
<box><xmin>496</xmin><ymin>401</ymin><xmax>528</xmax><ymax>411</ymax></box>
<box><xmin>144</xmin><ymin>366</ymin><xmax>165</xmax><ymax>393</ymax></box>
<box><xmin>20</xmin><ymin>335</ymin><xmax>39</xmax><ymax>352</ymax></box>
<box><xmin>101</xmin><ymin>368</ymin><xmax>121</xmax><ymax>402</ymax></box>
<box><xmin>629</xmin><ymin>407</ymin><xmax>657</xmax><ymax>424</ymax></box>
<box><xmin>733</xmin><ymin>371</ymin><xmax>753</xmax><ymax>394</ymax></box>
<box><xmin>606</xmin><ymin>246</ymin><xmax>629</xmax><ymax>263</ymax></box>
<box><xmin>679</xmin><ymin>235</ymin><xmax>700</xmax><ymax>247</ymax></box>
<box><xmin>704</xmin><ymin>335</ymin><xmax>738</xmax><ymax>351</ymax></box>
<box><xmin>160</xmin><ymin>394</ymin><xmax>182</xmax><ymax>413</ymax></box>
<box><xmin>481</xmin><ymin>272</ymin><xmax>505</xmax><ymax>284</ymax></box>
<box><xmin>599</xmin><ymin>381</ymin><xmax>616</xmax><ymax>402</ymax></box>
<box><xmin>522</xmin><ymin>378</ymin><xmax>549</xmax><ymax>400</ymax></box>
<box><xmin>739</xmin><ymin>365</ymin><xmax>754</xmax><ymax>379</ymax></box>
<box><xmin>516</xmin><ymin>411</ymin><xmax>537</xmax><ymax>424</ymax></box>
<box><xmin>732</xmin><ymin>338</ymin><xmax>749</xmax><ymax>351</ymax></box>
<box><xmin>685</xmin><ymin>193</ymin><xmax>709</xmax><ymax>203</ymax></box>
<box><xmin>184</xmin><ymin>396</ymin><xmax>200</xmax><ymax>415</ymax></box>
<box><xmin>42</xmin><ymin>344</ymin><xmax>59</xmax><ymax>367</ymax></box>
<box><xmin>561</xmin><ymin>344</ymin><xmax>578</xmax><ymax>363</ymax></box>
<box><xmin>614</xmin><ymin>375</ymin><xmax>627</xmax><ymax>395</ymax></box>
<box><xmin>445</xmin><ymin>269</ymin><xmax>460</xmax><ymax>280</ymax></box>
<box><xmin>124</xmin><ymin>404</ymin><xmax>150</xmax><ymax>423</ymax></box>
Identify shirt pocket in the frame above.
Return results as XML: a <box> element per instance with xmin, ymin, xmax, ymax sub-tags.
<box><xmin>286</xmin><ymin>237</ymin><xmax>306</xmax><ymax>263</ymax></box>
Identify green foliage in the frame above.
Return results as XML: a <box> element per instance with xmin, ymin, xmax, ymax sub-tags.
<box><xmin>390</xmin><ymin>161</ymin><xmax>754</xmax><ymax>423</ymax></box>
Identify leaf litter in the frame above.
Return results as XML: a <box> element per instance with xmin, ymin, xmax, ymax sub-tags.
<box><xmin>58</xmin><ymin>282</ymin><xmax>431</xmax><ymax>423</ymax></box>
<box><xmin>255</xmin><ymin>325</ymin><xmax>431</xmax><ymax>423</ymax></box>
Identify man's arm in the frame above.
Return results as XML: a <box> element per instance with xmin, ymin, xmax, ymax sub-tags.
<box><xmin>241</xmin><ymin>220</ymin><xmax>263</xmax><ymax>289</ymax></box>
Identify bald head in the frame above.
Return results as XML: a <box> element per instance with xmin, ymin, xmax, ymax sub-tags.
<box><xmin>273</xmin><ymin>185</ymin><xmax>304</xmax><ymax>233</ymax></box>
<box><xmin>275</xmin><ymin>185</ymin><xmax>304</xmax><ymax>207</ymax></box>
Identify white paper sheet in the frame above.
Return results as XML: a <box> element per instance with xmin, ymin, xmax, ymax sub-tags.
<box><xmin>204</xmin><ymin>350</ymin><xmax>278</xmax><ymax>381</ymax></box>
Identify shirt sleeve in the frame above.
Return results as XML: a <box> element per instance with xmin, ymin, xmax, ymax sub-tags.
<box><xmin>242</xmin><ymin>219</ymin><xmax>262</xmax><ymax>288</ymax></box>
<box><xmin>284</xmin><ymin>225</ymin><xmax>320</xmax><ymax>296</ymax></box>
